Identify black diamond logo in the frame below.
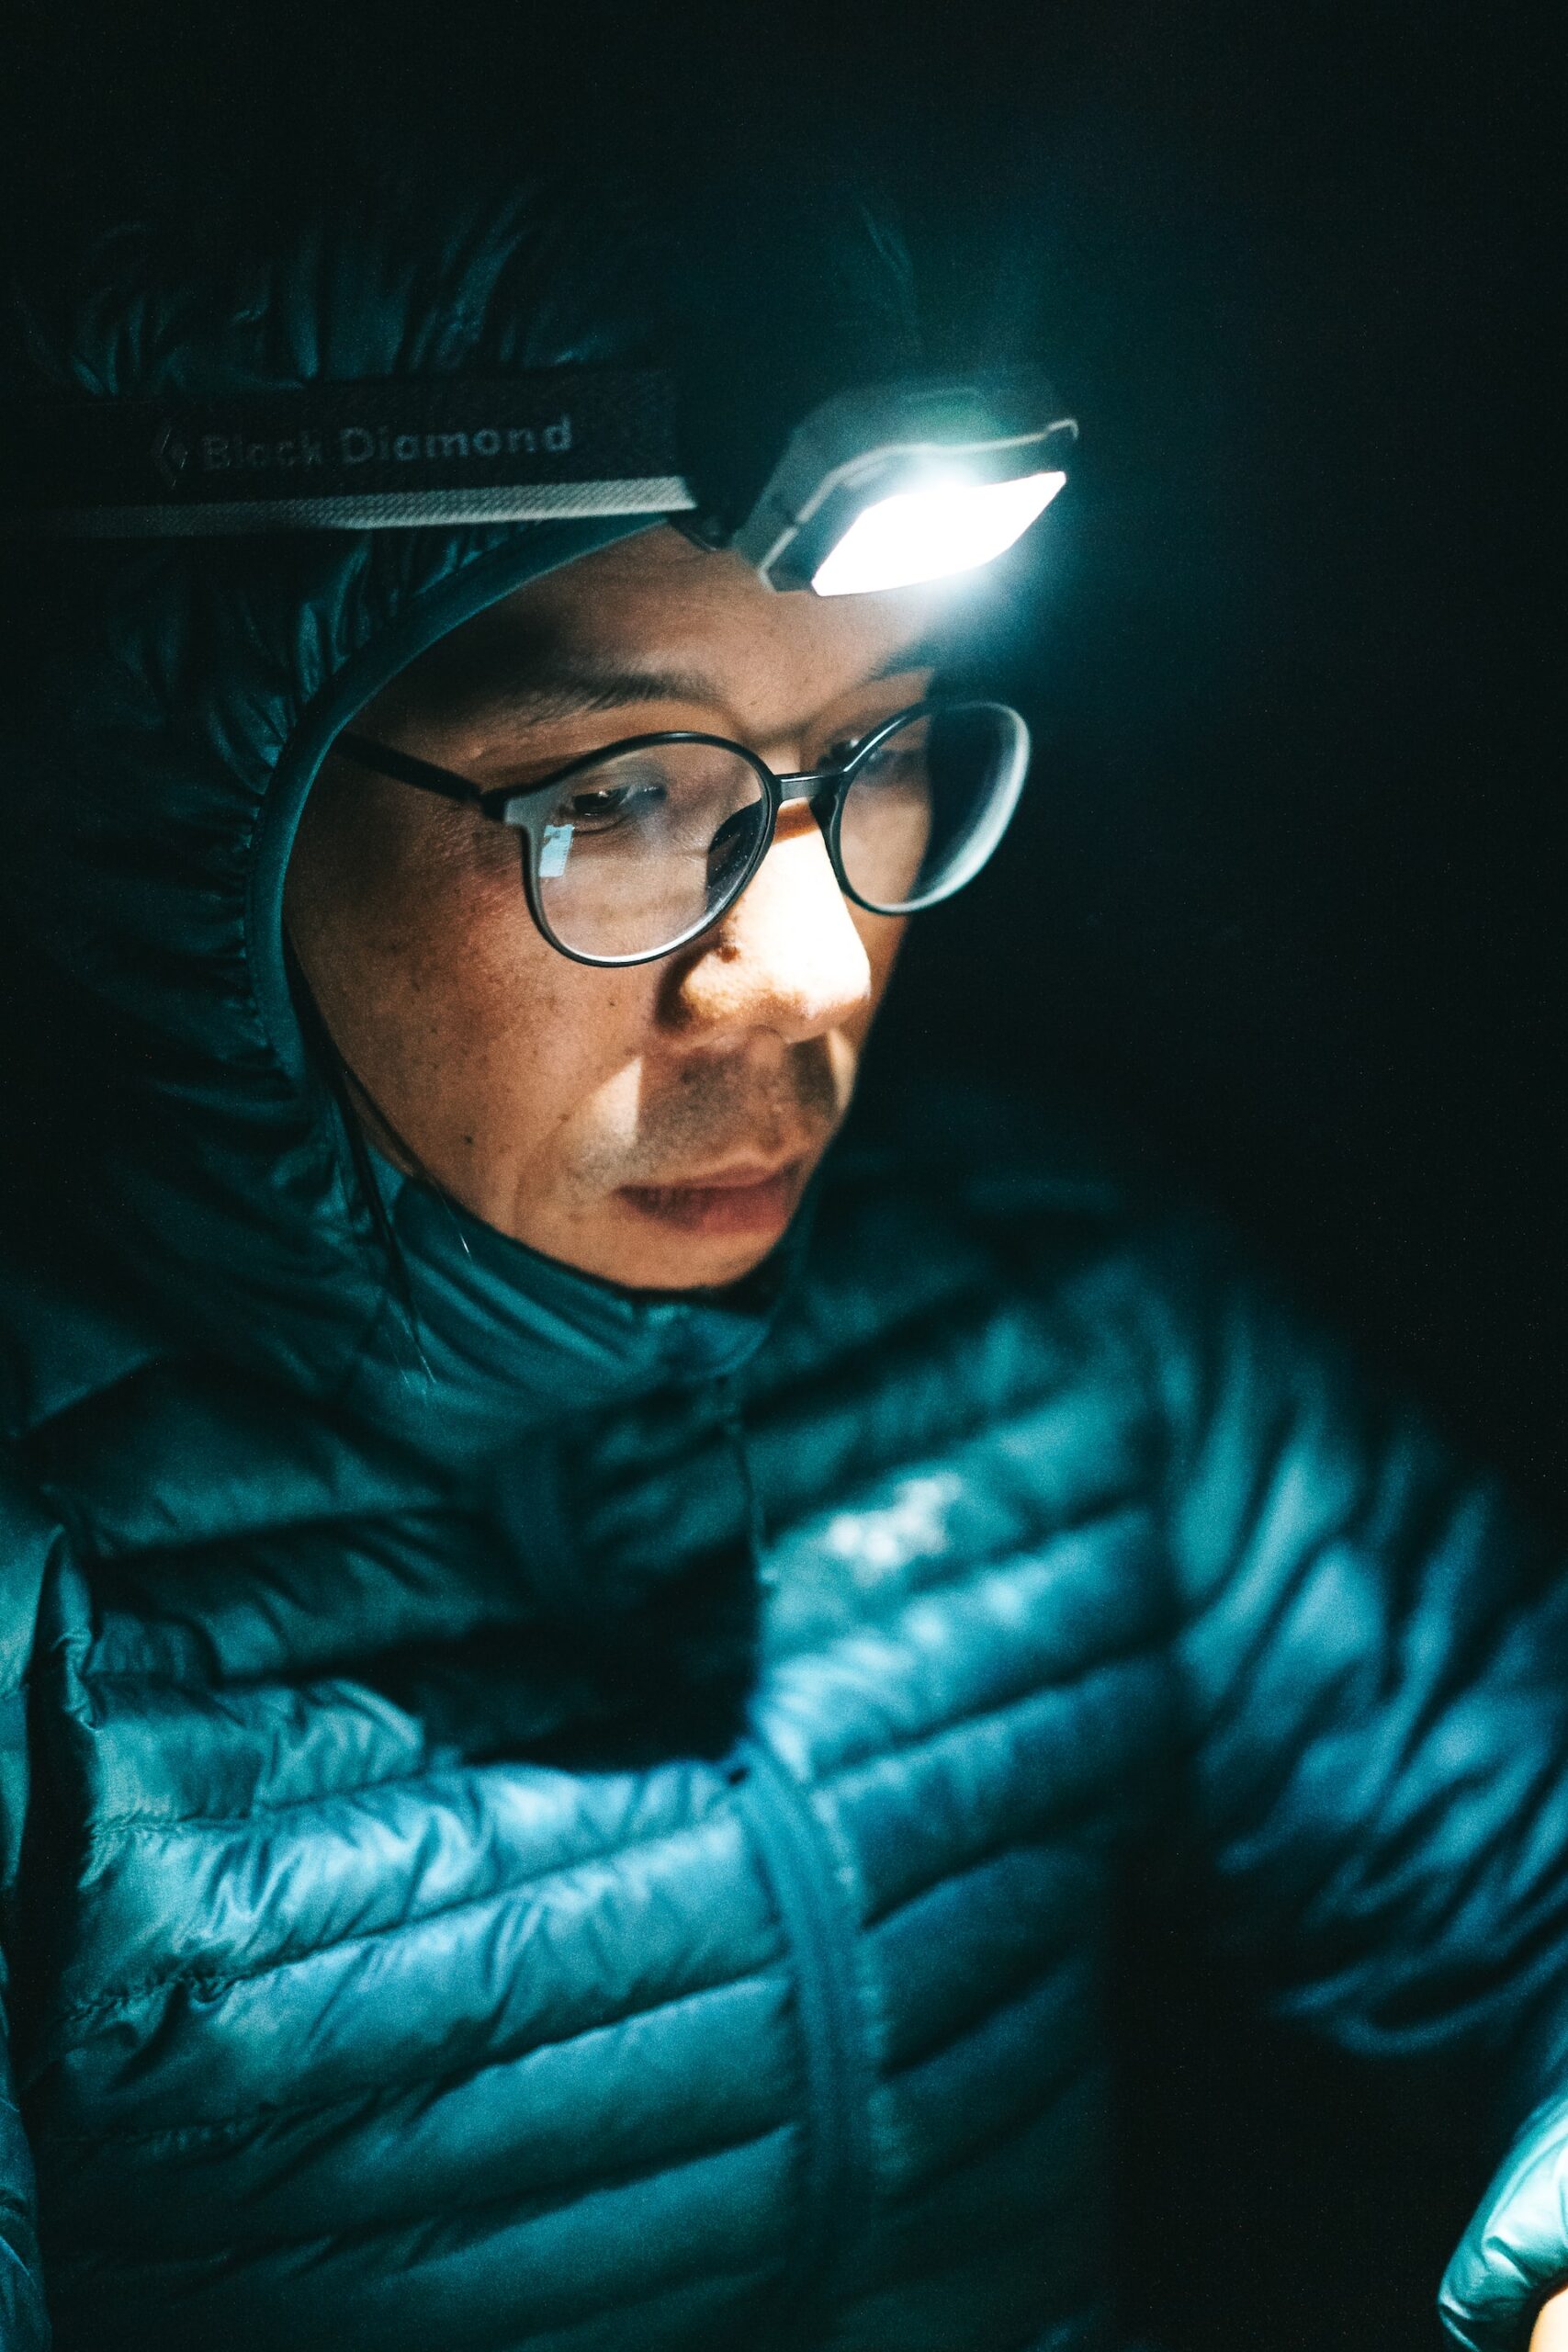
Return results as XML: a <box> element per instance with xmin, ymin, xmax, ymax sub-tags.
<box><xmin>152</xmin><ymin>424</ymin><xmax>189</xmax><ymax>489</ymax></box>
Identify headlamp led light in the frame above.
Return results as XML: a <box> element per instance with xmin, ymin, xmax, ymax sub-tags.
<box><xmin>807</xmin><ymin>473</ymin><xmax>1066</xmax><ymax>597</ymax></box>
<box><xmin>0</xmin><ymin>365</ymin><xmax>1076</xmax><ymax>595</ymax></box>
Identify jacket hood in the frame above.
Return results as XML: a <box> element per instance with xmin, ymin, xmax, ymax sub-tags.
<box><xmin>0</xmin><ymin>145</ymin><xmax>919</xmax><ymax>1458</ymax></box>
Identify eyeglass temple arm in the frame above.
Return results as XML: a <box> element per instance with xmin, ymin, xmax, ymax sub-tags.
<box><xmin>334</xmin><ymin>731</ymin><xmax>483</xmax><ymax>807</ymax></box>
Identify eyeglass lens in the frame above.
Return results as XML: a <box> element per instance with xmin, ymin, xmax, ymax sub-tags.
<box><xmin>527</xmin><ymin>743</ymin><xmax>768</xmax><ymax>961</ymax></box>
<box><xmin>834</xmin><ymin>703</ymin><xmax>1021</xmax><ymax>914</ymax></box>
<box><xmin>515</xmin><ymin>702</ymin><xmax>1022</xmax><ymax>962</ymax></box>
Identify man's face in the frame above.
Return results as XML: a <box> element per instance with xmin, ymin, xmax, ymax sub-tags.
<box><xmin>286</xmin><ymin>525</ymin><xmax>952</xmax><ymax>1291</ymax></box>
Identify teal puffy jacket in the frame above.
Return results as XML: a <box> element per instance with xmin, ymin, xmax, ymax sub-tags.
<box><xmin>1</xmin><ymin>153</ymin><xmax>1565</xmax><ymax>2352</ymax></box>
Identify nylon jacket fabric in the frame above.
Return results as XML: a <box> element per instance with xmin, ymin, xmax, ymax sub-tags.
<box><xmin>4</xmin><ymin>159</ymin><xmax>1568</xmax><ymax>2352</ymax></box>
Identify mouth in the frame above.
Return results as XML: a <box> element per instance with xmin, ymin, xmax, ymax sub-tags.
<box><xmin>616</xmin><ymin>1157</ymin><xmax>809</xmax><ymax>1239</ymax></box>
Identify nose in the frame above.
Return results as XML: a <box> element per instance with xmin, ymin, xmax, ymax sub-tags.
<box><xmin>661</xmin><ymin>806</ymin><xmax>872</xmax><ymax>1045</ymax></box>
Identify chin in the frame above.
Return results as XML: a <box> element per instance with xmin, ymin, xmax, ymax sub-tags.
<box><xmin>552</xmin><ymin>1204</ymin><xmax>798</xmax><ymax>1295</ymax></box>
<box><xmin>507</xmin><ymin>1201</ymin><xmax>791</xmax><ymax>1291</ymax></box>
<box><xmin>604</xmin><ymin>1222</ymin><xmax>789</xmax><ymax>1295</ymax></box>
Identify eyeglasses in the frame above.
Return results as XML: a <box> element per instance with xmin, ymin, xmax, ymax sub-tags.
<box><xmin>333</xmin><ymin>696</ymin><xmax>1031</xmax><ymax>969</ymax></box>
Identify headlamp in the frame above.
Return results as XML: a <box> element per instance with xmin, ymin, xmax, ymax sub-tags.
<box><xmin>714</xmin><ymin>373</ymin><xmax>1076</xmax><ymax>594</ymax></box>
<box><xmin>0</xmin><ymin>365</ymin><xmax>1076</xmax><ymax>594</ymax></box>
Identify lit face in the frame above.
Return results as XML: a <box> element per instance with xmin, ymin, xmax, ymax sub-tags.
<box><xmin>285</xmin><ymin>525</ymin><xmax>954</xmax><ymax>1291</ymax></box>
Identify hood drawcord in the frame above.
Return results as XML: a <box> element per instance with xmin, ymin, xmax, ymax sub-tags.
<box><xmin>716</xmin><ymin>1369</ymin><xmax>768</xmax><ymax>1589</ymax></box>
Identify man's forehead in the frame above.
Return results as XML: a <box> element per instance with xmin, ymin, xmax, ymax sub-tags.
<box><xmin>389</xmin><ymin>531</ymin><xmax>954</xmax><ymax>736</ymax></box>
<box><xmin>479</xmin><ymin>630</ymin><xmax>950</xmax><ymax>725</ymax></box>
<box><xmin>516</xmin><ymin>527</ymin><xmax>953</xmax><ymax>663</ymax></box>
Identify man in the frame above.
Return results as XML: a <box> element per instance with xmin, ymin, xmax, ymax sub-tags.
<box><xmin>0</xmin><ymin>135</ymin><xmax>1565</xmax><ymax>2352</ymax></box>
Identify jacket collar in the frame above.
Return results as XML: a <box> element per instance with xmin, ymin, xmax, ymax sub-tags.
<box><xmin>330</xmin><ymin>1148</ymin><xmax>802</xmax><ymax>1467</ymax></box>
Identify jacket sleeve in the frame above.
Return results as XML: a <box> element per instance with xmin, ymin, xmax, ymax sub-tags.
<box><xmin>1132</xmin><ymin>1215</ymin><xmax>1568</xmax><ymax>2349</ymax></box>
<box><xmin>1</xmin><ymin>1464</ymin><xmax>52</xmax><ymax>2348</ymax></box>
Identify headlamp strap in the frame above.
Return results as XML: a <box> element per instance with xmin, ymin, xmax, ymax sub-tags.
<box><xmin>0</xmin><ymin>368</ymin><xmax>696</xmax><ymax>536</ymax></box>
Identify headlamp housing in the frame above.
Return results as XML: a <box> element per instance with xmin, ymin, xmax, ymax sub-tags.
<box><xmin>716</xmin><ymin>371</ymin><xmax>1077</xmax><ymax>594</ymax></box>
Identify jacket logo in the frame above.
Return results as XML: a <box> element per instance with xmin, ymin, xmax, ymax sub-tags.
<box><xmin>824</xmin><ymin>1472</ymin><xmax>964</xmax><ymax>1581</ymax></box>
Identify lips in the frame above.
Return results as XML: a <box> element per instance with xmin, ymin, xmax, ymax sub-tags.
<box><xmin>616</xmin><ymin>1158</ymin><xmax>807</xmax><ymax>1238</ymax></box>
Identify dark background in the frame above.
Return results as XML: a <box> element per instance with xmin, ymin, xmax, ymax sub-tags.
<box><xmin>7</xmin><ymin>1</ymin><xmax>1560</xmax><ymax>2342</ymax></box>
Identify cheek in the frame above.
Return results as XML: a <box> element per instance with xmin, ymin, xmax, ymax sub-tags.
<box><xmin>382</xmin><ymin>880</ymin><xmax>656</xmax><ymax>1175</ymax></box>
<box><xmin>292</xmin><ymin>798</ymin><xmax>544</xmax><ymax>1118</ymax></box>
<box><xmin>383</xmin><ymin>826</ymin><xmax>524</xmax><ymax>998</ymax></box>
<box><xmin>289</xmin><ymin>782</ymin><xmax>519</xmax><ymax>1020</ymax></box>
<box><xmin>289</xmin><ymin>782</ymin><xmax>656</xmax><ymax>1209</ymax></box>
<box><xmin>326</xmin><ymin>794</ymin><xmax>529</xmax><ymax>1026</ymax></box>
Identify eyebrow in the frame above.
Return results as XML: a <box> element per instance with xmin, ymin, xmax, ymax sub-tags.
<box><xmin>468</xmin><ymin>627</ymin><xmax>955</xmax><ymax>729</ymax></box>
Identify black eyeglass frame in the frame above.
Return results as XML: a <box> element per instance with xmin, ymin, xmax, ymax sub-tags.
<box><xmin>333</xmin><ymin>695</ymin><xmax>1030</xmax><ymax>970</ymax></box>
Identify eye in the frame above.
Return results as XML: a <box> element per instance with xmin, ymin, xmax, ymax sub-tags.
<box><xmin>823</xmin><ymin>705</ymin><xmax>919</xmax><ymax>767</ymax></box>
<box><xmin>561</xmin><ymin>773</ymin><xmax>668</xmax><ymax>831</ymax></box>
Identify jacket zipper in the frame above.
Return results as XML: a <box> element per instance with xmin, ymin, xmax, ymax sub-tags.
<box><xmin>728</xmin><ymin>1735</ymin><xmax>872</xmax><ymax>2344</ymax></box>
